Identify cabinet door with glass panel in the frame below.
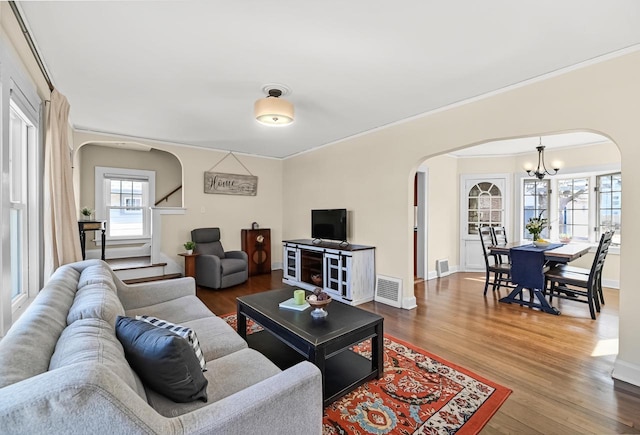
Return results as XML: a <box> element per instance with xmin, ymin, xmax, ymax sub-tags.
<box><xmin>467</xmin><ymin>182</ymin><xmax>504</xmax><ymax>235</ymax></box>
<box><xmin>462</xmin><ymin>177</ymin><xmax>508</xmax><ymax>271</ymax></box>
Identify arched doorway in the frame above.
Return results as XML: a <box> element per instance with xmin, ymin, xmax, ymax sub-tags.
<box><xmin>75</xmin><ymin>142</ymin><xmax>183</xmax><ymax>271</ymax></box>
<box><xmin>414</xmin><ymin>131</ymin><xmax>620</xmax><ymax>286</ymax></box>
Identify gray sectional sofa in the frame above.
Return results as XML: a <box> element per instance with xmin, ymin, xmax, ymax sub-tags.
<box><xmin>0</xmin><ymin>260</ymin><xmax>322</xmax><ymax>434</ymax></box>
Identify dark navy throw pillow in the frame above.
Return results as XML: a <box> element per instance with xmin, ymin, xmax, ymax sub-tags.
<box><xmin>115</xmin><ymin>316</ymin><xmax>208</xmax><ymax>403</ymax></box>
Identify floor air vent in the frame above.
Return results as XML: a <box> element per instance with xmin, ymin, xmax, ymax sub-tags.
<box><xmin>436</xmin><ymin>259</ymin><xmax>450</xmax><ymax>277</ymax></box>
<box><xmin>375</xmin><ymin>275</ymin><xmax>402</xmax><ymax>308</ymax></box>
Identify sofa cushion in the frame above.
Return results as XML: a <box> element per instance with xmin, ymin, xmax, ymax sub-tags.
<box><xmin>115</xmin><ymin>316</ymin><xmax>208</xmax><ymax>403</ymax></box>
<box><xmin>181</xmin><ymin>317</ymin><xmax>247</xmax><ymax>361</ymax></box>
<box><xmin>136</xmin><ymin>315</ymin><xmax>206</xmax><ymax>371</ymax></box>
<box><xmin>125</xmin><ymin>295</ymin><xmax>214</xmax><ymax>325</ymax></box>
<box><xmin>146</xmin><ymin>348</ymin><xmax>281</xmax><ymax>417</ymax></box>
<box><xmin>77</xmin><ymin>263</ymin><xmax>117</xmax><ymax>293</ymax></box>
<box><xmin>49</xmin><ymin>318</ymin><xmax>146</xmax><ymax>400</ymax></box>
<box><xmin>67</xmin><ymin>283</ymin><xmax>125</xmax><ymax>327</ymax></box>
<box><xmin>0</xmin><ymin>265</ymin><xmax>80</xmax><ymax>388</ymax></box>
<box><xmin>220</xmin><ymin>258</ymin><xmax>246</xmax><ymax>275</ymax></box>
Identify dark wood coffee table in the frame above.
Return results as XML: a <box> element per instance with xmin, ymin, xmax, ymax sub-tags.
<box><xmin>237</xmin><ymin>288</ymin><xmax>384</xmax><ymax>407</ymax></box>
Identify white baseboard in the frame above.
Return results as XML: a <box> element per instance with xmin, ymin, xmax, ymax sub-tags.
<box><xmin>426</xmin><ymin>265</ymin><xmax>459</xmax><ymax>280</ymax></box>
<box><xmin>272</xmin><ymin>262</ymin><xmax>283</xmax><ymax>270</ymax></box>
<box><xmin>612</xmin><ymin>358</ymin><xmax>640</xmax><ymax>388</ymax></box>
<box><xmin>427</xmin><ymin>270</ymin><xmax>438</xmax><ymax>280</ymax></box>
<box><xmin>602</xmin><ymin>278</ymin><xmax>620</xmax><ymax>290</ymax></box>
<box><xmin>402</xmin><ymin>296</ymin><xmax>417</xmax><ymax>310</ymax></box>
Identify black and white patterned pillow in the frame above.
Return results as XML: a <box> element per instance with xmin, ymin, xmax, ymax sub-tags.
<box><xmin>135</xmin><ymin>315</ymin><xmax>206</xmax><ymax>371</ymax></box>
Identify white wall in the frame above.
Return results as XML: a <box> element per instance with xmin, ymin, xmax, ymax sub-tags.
<box><xmin>283</xmin><ymin>49</ymin><xmax>640</xmax><ymax>386</ymax></box>
<box><xmin>452</xmin><ymin>140</ymin><xmax>621</xmax><ymax>284</ymax></box>
<box><xmin>79</xmin><ymin>144</ymin><xmax>183</xmax><ymax>209</ymax></box>
<box><xmin>78</xmin><ymin>144</ymin><xmax>182</xmax><ymax>250</ymax></box>
<box><xmin>424</xmin><ymin>154</ymin><xmax>458</xmax><ymax>276</ymax></box>
<box><xmin>74</xmin><ymin>131</ymin><xmax>284</xmax><ymax>269</ymax></box>
<box><xmin>3</xmin><ymin>1</ymin><xmax>639</xmax><ymax>387</ymax></box>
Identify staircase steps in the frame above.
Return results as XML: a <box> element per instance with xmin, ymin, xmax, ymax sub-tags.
<box><xmin>107</xmin><ymin>256</ymin><xmax>177</xmax><ymax>282</ymax></box>
<box><xmin>122</xmin><ymin>273</ymin><xmax>182</xmax><ymax>284</ymax></box>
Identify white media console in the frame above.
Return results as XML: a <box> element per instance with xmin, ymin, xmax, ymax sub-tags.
<box><xmin>282</xmin><ymin>239</ymin><xmax>376</xmax><ymax>306</ymax></box>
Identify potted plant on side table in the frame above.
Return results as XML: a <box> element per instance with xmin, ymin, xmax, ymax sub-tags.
<box><xmin>80</xmin><ymin>206</ymin><xmax>93</xmax><ymax>221</ymax></box>
<box><xmin>184</xmin><ymin>241</ymin><xmax>196</xmax><ymax>255</ymax></box>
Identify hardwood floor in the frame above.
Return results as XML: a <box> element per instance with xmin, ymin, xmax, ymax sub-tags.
<box><xmin>196</xmin><ymin>271</ymin><xmax>640</xmax><ymax>434</ymax></box>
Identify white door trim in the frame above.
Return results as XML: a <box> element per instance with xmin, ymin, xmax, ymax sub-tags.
<box><xmin>459</xmin><ymin>173</ymin><xmax>512</xmax><ymax>271</ymax></box>
<box><xmin>416</xmin><ymin>170</ymin><xmax>428</xmax><ymax>279</ymax></box>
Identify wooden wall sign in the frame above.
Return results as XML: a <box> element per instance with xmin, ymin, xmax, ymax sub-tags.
<box><xmin>204</xmin><ymin>172</ymin><xmax>258</xmax><ymax>196</ymax></box>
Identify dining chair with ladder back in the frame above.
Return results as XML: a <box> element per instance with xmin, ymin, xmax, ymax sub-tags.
<box><xmin>491</xmin><ymin>226</ymin><xmax>509</xmax><ymax>264</ymax></box>
<box><xmin>544</xmin><ymin>230</ymin><xmax>614</xmax><ymax>319</ymax></box>
<box><xmin>479</xmin><ymin>226</ymin><xmax>512</xmax><ymax>295</ymax></box>
<box><xmin>552</xmin><ymin>230</ymin><xmax>614</xmax><ymax>307</ymax></box>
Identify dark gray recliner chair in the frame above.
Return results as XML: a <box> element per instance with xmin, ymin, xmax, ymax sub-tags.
<box><xmin>191</xmin><ymin>227</ymin><xmax>248</xmax><ymax>289</ymax></box>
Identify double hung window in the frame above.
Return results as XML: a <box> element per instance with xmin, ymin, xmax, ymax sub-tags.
<box><xmin>9</xmin><ymin>101</ymin><xmax>35</xmax><ymax>306</ymax></box>
<box><xmin>95</xmin><ymin>167</ymin><xmax>155</xmax><ymax>242</ymax></box>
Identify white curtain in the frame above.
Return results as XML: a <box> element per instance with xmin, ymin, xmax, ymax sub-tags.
<box><xmin>43</xmin><ymin>89</ymin><xmax>82</xmax><ymax>279</ymax></box>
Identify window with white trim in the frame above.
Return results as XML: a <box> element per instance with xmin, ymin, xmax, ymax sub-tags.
<box><xmin>9</xmin><ymin>101</ymin><xmax>35</xmax><ymax>307</ymax></box>
<box><xmin>95</xmin><ymin>167</ymin><xmax>155</xmax><ymax>241</ymax></box>
<box><xmin>522</xmin><ymin>179</ymin><xmax>550</xmax><ymax>240</ymax></box>
<box><xmin>1</xmin><ymin>37</ymin><xmax>44</xmax><ymax>334</ymax></box>
<box><xmin>596</xmin><ymin>173</ymin><xmax>621</xmax><ymax>245</ymax></box>
<box><xmin>520</xmin><ymin>170</ymin><xmax>621</xmax><ymax>245</ymax></box>
<box><xmin>557</xmin><ymin>177</ymin><xmax>590</xmax><ymax>241</ymax></box>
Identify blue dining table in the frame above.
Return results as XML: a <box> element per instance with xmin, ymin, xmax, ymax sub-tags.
<box><xmin>489</xmin><ymin>241</ymin><xmax>591</xmax><ymax>315</ymax></box>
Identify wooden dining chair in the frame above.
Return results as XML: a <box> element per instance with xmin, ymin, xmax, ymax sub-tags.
<box><xmin>492</xmin><ymin>226</ymin><xmax>508</xmax><ymax>245</ymax></box>
<box><xmin>554</xmin><ymin>231</ymin><xmax>614</xmax><ymax>307</ymax></box>
<box><xmin>479</xmin><ymin>226</ymin><xmax>512</xmax><ymax>295</ymax></box>
<box><xmin>544</xmin><ymin>231</ymin><xmax>614</xmax><ymax>319</ymax></box>
<box><xmin>491</xmin><ymin>226</ymin><xmax>509</xmax><ymax>264</ymax></box>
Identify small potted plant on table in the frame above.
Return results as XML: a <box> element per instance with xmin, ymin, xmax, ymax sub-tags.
<box><xmin>80</xmin><ymin>206</ymin><xmax>93</xmax><ymax>221</ymax></box>
<box><xmin>184</xmin><ymin>241</ymin><xmax>196</xmax><ymax>255</ymax></box>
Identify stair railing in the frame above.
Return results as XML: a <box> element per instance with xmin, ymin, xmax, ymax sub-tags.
<box><xmin>155</xmin><ymin>185</ymin><xmax>182</xmax><ymax>206</ymax></box>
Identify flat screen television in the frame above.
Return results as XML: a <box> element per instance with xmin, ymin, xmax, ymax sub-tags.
<box><xmin>311</xmin><ymin>209</ymin><xmax>347</xmax><ymax>242</ymax></box>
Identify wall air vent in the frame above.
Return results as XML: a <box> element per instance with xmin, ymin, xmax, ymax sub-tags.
<box><xmin>436</xmin><ymin>259</ymin><xmax>450</xmax><ymax>277</ymax></box>
<box><xmin>375</xmin><ymin>275</ymin><xmax>402</xmax><ymax>308</ymax></box>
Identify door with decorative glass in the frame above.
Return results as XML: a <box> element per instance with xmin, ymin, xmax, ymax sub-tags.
<box><xmin>460</xmin><ymin>175</ymin><xmax>510</xmax><ymax>271</ymax></box>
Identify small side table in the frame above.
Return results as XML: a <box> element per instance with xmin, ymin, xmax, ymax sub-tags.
<box><xmin>178</xmin><ymin>253</ymin><xmax>199</xmax><ymax>279</ymax></box>
<box><xmin>78</xmin><ymin>220</ymin><xmax>107</xmax><ymax>260</ymax></box>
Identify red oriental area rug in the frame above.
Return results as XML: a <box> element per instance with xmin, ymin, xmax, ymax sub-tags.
<box><xmin>221</xmin><ymin>313</ymin><xmax>511</xmax><ymax>434</ymax></box>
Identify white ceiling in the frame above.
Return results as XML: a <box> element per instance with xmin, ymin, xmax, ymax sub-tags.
<box><xmin>17</xmin><ymin>1</ymin><xmax>640</xmax><ymax>159</ymax></box>
<box><xmin>448</xmin><ymin>132</ymin><xmax>610</xmax><ymax>157</ymax></box>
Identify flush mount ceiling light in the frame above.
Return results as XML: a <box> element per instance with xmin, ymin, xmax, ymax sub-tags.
<box><xmin>524</xmin><ymin>137</ymin><xmax>561</xmax><ymax>180</ymax></box>
<box><xmin>254</xmin><ymin>86</ymin><xmax>294</xmax><ymax>126</ymax></box>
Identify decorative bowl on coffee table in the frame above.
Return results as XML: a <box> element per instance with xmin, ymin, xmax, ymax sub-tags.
<box><xmin>306</xmin><ymin>295</ymin><xmax>332</xmax><ymax>318</ymax></box>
